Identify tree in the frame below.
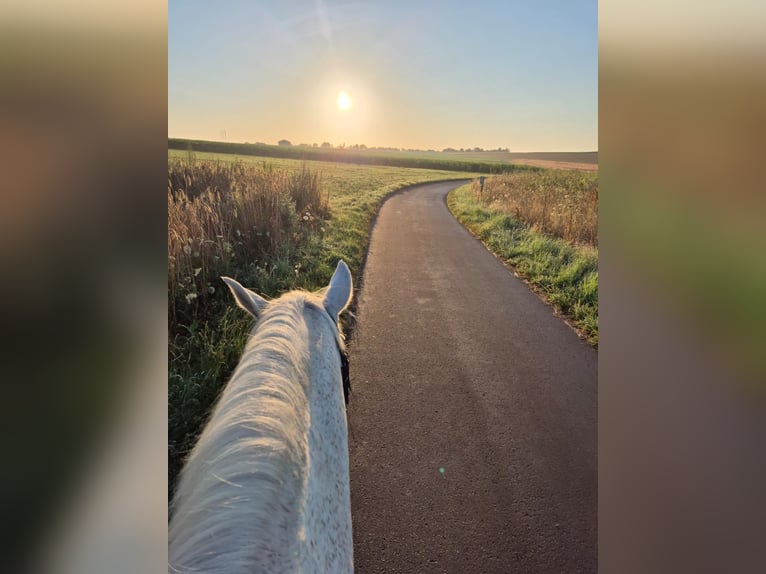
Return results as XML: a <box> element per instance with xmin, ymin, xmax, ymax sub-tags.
<box><xmin>278</xmin><ymin>139</ymin><xmax>292</xmax><ymax>146</ymax></box>
<box><xmin>321</xmin><ymin>141</ymin><xmax>332</xmax><ymax>148</ymax></box>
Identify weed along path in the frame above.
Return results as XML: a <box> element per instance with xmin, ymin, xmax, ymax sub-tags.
<box><xmin>348</xmin><ymin>180</ymin><xmax>597</xmax><ymax>572</ymax></box>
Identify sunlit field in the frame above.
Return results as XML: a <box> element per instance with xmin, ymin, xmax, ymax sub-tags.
<box><xmin>168</xmin><ymin>140</ymin><xmax>596</xmax><ymax>171</ymax></box>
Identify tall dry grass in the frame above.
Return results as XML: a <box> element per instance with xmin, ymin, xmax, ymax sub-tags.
<box><xmin>168</xmin><ymin>160</ymin><xmax>326</xmax><ymax>317</ymax></box>
<box><xmin>476</xmin><ymin>170</ymin><xmax>598</xmax><ymax>246</ymax></box>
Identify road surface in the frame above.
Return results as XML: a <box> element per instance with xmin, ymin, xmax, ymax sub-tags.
<box><xmin>347</xmin><ymin>180</ymin><xmax>597</xmax><ymax>573</ymax></box>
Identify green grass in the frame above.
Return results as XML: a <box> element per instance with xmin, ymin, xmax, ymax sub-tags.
<box><xmin>448</xmin><ymin>183</ymin><xmax>598</xmax><ymax>345</ymax></box>
<box><xmin>168</xmin><ymin>153</ymin><xmax>477</xmax><ymax>496</ymax></box>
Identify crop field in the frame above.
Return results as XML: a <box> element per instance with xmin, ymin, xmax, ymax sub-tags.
<box><xmin>448</xmin><ymin>171</ymin><xmax>598</xmax><ymax>344</ymax></box>
<box><xmin>169</xmin><ymin>139</ymin><xmax>596</xmax><ymax>173</ymax></box>
<box><xmin>168</xmin><ymin>153</ymin><xmax>478</xmax><ymax>495</ymax></box>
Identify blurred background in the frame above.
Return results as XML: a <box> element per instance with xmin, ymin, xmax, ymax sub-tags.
<box><xmin>0</xmin><ymin>1</ymin><xmax>167</xmax><ymax>573</ymax></box>
<box><xmin>0</xmin><ymin>1</ymin><xmax>763</xmax><ymax>572</ymax></box>
<box><xmin>599</xmin><ymin>1</ymin><xmax>765</xmax><ymax>572</ymax></box>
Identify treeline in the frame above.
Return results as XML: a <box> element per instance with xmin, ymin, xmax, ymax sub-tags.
<box><xmin>169</xmin><ymin>138</ymin><xmax>535</xmax><ymax>175</ymax></box>
<box><xmin>442</xmin><ymin>147</ymin><xmax>509</xmax><ymax>152</ymax></box>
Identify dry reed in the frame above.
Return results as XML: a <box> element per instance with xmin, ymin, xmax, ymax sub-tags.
<box><xmin>168</xmin><ymin>160</ymin><xmax>326</xmax><ymax>315</ymax></box>
<box><xmin>475</xmin><ymin>170</ymin><xmax>598</xmax><ymax>246</ymax></box>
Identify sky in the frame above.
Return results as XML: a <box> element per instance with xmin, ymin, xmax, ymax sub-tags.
<box><xmin>168</xmin><ymin>1</ymin><xmax>597</xmax><ymax>152</ymax></box>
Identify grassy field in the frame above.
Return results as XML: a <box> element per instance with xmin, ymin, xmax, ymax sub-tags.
<box><xmin>168</xmin><ymin>153</ymin><xmax>477</xmax><ymax>495</ymax></box>
<box><xmin>169</xmin><ymin>138</ymin><xmax>594</xmax><ymax>173</ymax></box>
<box><xmin>448</xmin><ymin>174</ymin><xmax>598</xmax><ymax>345</ymax></box>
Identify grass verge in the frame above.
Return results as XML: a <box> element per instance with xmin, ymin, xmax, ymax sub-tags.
<box><xmin>448</xmin><ymin>182</ymin><xmax>598</xmax><ymax>346</ymax></box>
<box><xmin>480</xmin><ymin>169</ymin><xmax>598</xmax><ymax>246</ymax></box>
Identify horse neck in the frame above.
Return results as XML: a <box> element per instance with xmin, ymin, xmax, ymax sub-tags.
<box><xmin>169</xmin><ymin>294</ymin><xmax>350</xmax><ymax>573</ymax></box>
<box><xmin>300</xmin><ymin>304</ymin><xmax>354</xmax><ymax>571</ymax></box>
<box><xmin>303</xmin><ymin>301</ymin><xmax>350</xmax><ymax>480</ymax></box>
<box><xmin>245</xmin><ymin>296</ymin><xmax>352</xmax><ymax>570</ymax></box>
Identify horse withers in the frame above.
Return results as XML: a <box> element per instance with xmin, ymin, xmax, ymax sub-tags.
<box><xmin>169</xmin><ymin>261</ymin><xmax>354</xmax><ymax>573</ymax></box>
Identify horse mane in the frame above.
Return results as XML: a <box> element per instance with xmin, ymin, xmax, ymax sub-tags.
<box><xmin>169</xmin><ymin>290</ymin><xmax>344</xmax><ymax>573</ymax></box>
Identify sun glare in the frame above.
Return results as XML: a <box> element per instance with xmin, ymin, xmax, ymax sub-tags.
<box><xmin>337</xmin><ymin>91</ymin><xmax>351</xmax><ymax>110</ymax></box>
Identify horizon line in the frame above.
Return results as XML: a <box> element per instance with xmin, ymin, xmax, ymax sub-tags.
<box><xmin>167</xmin><ymin>136</ymin><xmax>598</xmax><ymax>155</ymax></box>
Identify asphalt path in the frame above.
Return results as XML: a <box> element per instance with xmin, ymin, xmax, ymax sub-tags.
<box><xmin>347</xmin><ymin>180</ymin><xmax>597</xmax><ymax>573</ymax></box>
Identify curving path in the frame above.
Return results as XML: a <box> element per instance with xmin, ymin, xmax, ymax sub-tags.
<box><xmin>348</xmin><ymin>180</ymin><xmax>597</xmax><ymax>573</ymax></box>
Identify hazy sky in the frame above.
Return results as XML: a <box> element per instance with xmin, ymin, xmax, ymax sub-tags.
<box><xmin>169</xmin><ymin>1</ymin><xmax>597</xmax><ymax>152</ymax></box>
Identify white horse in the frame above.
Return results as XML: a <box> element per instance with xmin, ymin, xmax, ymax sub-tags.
<box><xmin>169</xmin><ymin>261</ymin><xmax>354</xmax><ymax>573</ymax></box>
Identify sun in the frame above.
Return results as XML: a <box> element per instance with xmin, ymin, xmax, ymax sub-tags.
<box><xmin>337</xmin><ymin>90</ymin><xmax>351</xmax><ymax>110</ymax></box>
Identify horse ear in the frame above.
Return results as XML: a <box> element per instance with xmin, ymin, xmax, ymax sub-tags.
<box><xmin>221</xmin><ymin>277</ymin><xmax>268</xmax><ymax>319</ymax></box>
<box><xmin>323</xmin><ymin>260</ymin><xmax>353</xmax><ymax>322</ymax></box>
